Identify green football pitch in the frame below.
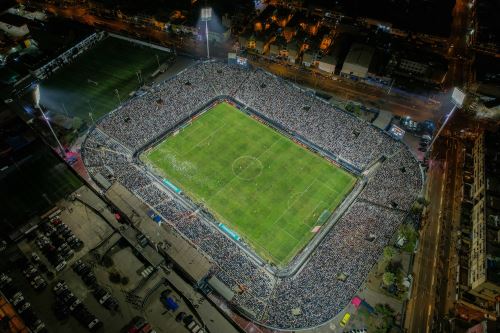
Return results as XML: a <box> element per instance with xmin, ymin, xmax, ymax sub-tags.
<box><xmin>38</xmin><ymin>36</ymin><xmax>171</xmax><ymax>124</ymax></box>
<box><xmin>144</xmin><ymin>103</ymin><xmax>356</xmax><ymax>266</ymax></box>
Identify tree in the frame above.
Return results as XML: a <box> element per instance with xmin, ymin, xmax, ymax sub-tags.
<box><xmin>382</xmin><ymin>272</ymin><xmax>396</xmax><ymax>286</ymax></box>
<box><xmin>383</xmin><ymin>246</ymin><xmax>397</xmax><ymax>261</ymax></box>
<box><xmin>72</xmin><ymin>117</ymin><xmax>82</xmax><ymax>131</ymax></box>
<box><xmin>416</xmin><ymin>196</ymin><xmax>429</xmax><ymax>206</ymax></box>
<box><xmin>101</xmin><ymin>255</ymin><xmax>114</xmax><ymax>268</ymax></box>
<box><xmin>121</xmin><ymin>276</ymin><xmax>129</xmax><ymax>285</ymax></box>
<box><xmin>411</xmin><ymin>203</ymin><xmax>424</xmax><ymax>215</ymax></box>
<box><xmin>375</xmin><ymin>303</ymin><xmax>395</xmax><ymax>316</ymax></box>
<box><xmin>109</xmin><ymin>272</ymin><xmax>121</xmax><ymax>284</ymax></box>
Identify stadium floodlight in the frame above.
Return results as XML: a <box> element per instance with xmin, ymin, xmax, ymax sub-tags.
<box><xmin>33</xmin><ymin>84</ymin><xmax>66</xmax><ymax>158</ymax></box>
<box><xmin>428</xmin><ymin>87</ymin><xmax>465</xmax><ymax>152</ymax></box>
<box><xmin>201</xmin><ymin>7</ymin><xmax>212</xmax><ymax>59</ymax></box>
<box><xmin>33</xmin><ymin>84</ymin><xmax>40</xmax><ymax>107</ymax></box>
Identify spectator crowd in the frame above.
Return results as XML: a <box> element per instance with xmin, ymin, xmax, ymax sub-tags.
<box><xmin>81</xmin><ymin>60</ymin><xmax>422</xmax><ymax>329</ymax></box>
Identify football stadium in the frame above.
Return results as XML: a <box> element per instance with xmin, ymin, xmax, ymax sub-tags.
<box><xmin>81</xmin><ymin>61</ymin><xmax>423</xmax><ymax>330</ymax></box>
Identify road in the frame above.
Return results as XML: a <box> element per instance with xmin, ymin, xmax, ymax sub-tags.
<box><xmin>447</xmin><ymin>0</ymin><xmax>473</xmax><ymax>88</ymax></box>
<box><xmin>436</xmin><ymin>136</ymin><xmax>464</xmax><ymax>332</ymax></box>
<box><xmin>405</xmin><ymin>139</ymin><xmax>449</xmax><ymax>333</ymax></box>
<box><xmin>405</xmin><ymin>131</ymin><xmax>466</xmax><ymax>333</ymax></box>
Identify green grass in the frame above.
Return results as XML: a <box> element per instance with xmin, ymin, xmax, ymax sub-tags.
<box><xmin>38</xmin><ymin>36</ymin><xmax>171</xmax><ymax>124</ymax></box>
<box><xmin>144</xmin><ymin>103</ymin><xmax>356</xmax><ymax>266</ymax></box>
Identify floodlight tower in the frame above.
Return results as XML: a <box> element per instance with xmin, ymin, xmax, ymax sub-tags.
<box><xmin>428</xmin><ymin>87</ymin><xmax>465</xmax><ymax>152</ymax></box>
<box><xmin>33</xmin><ymin>84</ymin><xmax>66</xmax><ymax>158</ymax></box>
<box><xmin>201</xmin><ymin>7</ymin><xmax>212</xmax><ymax>59</ymax></box>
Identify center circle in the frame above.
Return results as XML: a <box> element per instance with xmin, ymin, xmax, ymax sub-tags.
<box><xmin>232</xmin><ymin>156</ymin><xmax>263</xmax><ymax>181</ymax></box>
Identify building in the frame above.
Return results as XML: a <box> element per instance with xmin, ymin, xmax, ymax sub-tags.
<box><xmin>317</xmin><ymin>55</ymin><xmax>336</xmax><ymax>74</ymax></box>
<box><xmin>0</xmin><ymin>13</ymin><xmax>29</xmax><ymax>38</ymax></box>
<box><xmin>269</xmin><ymin>43</ymin><xmax>280</xmax><ymax>57</ymax></box>
<box><xmin>467</xmin><ymin>130</ymin><xmax>500</xmax><ymax>317</ymax></box>
<box><xmin>399</xmin><ymin>58</ymin><xmax>428</xmax><ymax>75</ymax></box>
<box><xmin>385</xmin><ymin>50</ymin><xmax>448</xmax><ymax>87</ymax></box>
<box><xmin>302</xmin><ymin>51</ymin><xmax>316</xmax><ymax>67</ymax></box>
<box><xmin>286</xmin><ymin>41</ymin><xmax>299</xmax><ymax>64</ymax></box>
<box><xmin>340</xmin><ymin>43</ymin><xmax>374</xmax><ymax>79</ymax></box>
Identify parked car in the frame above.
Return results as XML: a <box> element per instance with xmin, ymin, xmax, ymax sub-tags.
<box><xmin>176</xmin><ymin>312</ymin><xmax>186</xmax><ymax>322</ymax></box>
<box><xmin>55</xmin><ymin>261</ymin><xmax>67</xmax><ymax>272</ymax></box>
<box><xmin>30</xmin><ymin>276</ymin><xmax>47</xmax><ymax>291</ymax></box>
<box><xmin>17</xmin><ymin>302</ymin><xmax>31</xmax><ymax>314</ymax></box>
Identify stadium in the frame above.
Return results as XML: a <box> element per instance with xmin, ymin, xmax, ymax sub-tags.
<box><xmin>80</xmin><ymin>60</ymin><xmax>423</xmax><ymax>330</ymax></box>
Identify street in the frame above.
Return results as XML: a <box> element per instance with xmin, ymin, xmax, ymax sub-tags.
<box><xmin>405</xmin><ymin>140</ymin><xmax>448</xmax><ymax>333</ymax></box>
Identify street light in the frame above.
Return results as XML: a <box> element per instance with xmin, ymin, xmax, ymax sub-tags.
<box><xmin>201</xmin><ymin>7</ymin><xmax>212</xmax><ymax>59</ymax></box>
<box><xmin>33</xmin><ymin>84</ymin><xmax>66</xmax><ymax>158</ymax></box>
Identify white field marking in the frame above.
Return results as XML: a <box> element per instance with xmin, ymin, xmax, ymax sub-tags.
<box><xmin>307</xmin><ymin>200</ymin><xmax>328</xmax><ymax>226</ymax></box>
<box><xmin>269</xmin><ymin>178</ymin><xmax>317</xmax><ymax>229</ymax></box>
<box><xmin>181</xmin><ymin>122</ymin><xmax>227</xmax><ymax>157</ymax></box>
<box><xmin>231</xmin><ymin>155</ymin><xmax>264</xmax><ymax>181</ymax></box>
<box><xmin>287</xmin><ymin>191</ymin><xmax>306</xmax><ymax>208</ymax></box>
<box><xmin>206</xmin><ymin>136</ymin><xmax>283</xmax><ymax>205</ymax></box>
<box><xmin>320</xmin><ymin>180</ymin><xmax>342</xmax><ymax>196</ymax></box>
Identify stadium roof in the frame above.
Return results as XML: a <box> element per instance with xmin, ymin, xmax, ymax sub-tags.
<box><xmin>160</xmin><ymin>225</ymin><xmax>212</xmax><ymax>283</ymax></box>
<box><xmin>105</xmin><ymin>182</ymin><xmax>151</xmax><ymax>227</ymax></box>
<box><xmin>208</xmin><ymin>276</ymin><xmax>234</xmax><ymax>301</ymax></box>
<box><xmin>373</xmin><ymin>110</ymin><xmax>393</xmax><ymax>130</ymax></box>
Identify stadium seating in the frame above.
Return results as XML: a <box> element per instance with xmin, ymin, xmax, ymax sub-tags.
<box><xmin>80</xmin><ymin>60</ymin><xmax>422</xmax><ymax>330</ymax></box>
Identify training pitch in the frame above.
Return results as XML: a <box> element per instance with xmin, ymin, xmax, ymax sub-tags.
<box><xmin>144</xmin><ymin>102</ymin><xmax>356</xmax><ymax>266</ymax></box>
<box><xmin>38</xmin><ymin>37</ymin><xmax>171</xmax><ymax>124</ymax></box>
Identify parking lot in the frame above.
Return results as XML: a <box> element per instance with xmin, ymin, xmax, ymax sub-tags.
<box><xmin>0</xmin><ymin>188</ymin><xmax>201</xmax><ymax>333</ymax></box>
<box><xmin>1</xmin><ymin>185</ymin><xmax>217</xmax><ymax>332</ymax></box>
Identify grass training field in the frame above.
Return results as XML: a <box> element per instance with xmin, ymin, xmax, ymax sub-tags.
<box><xmin>38</xmin><ymin>37</ymin><xmax>171</xmax><ymax>124</ymax></box>
<box><xmin>144</xmin><ymin>103</ymin><xmax>356</xmax><ymax>266</ymax></box>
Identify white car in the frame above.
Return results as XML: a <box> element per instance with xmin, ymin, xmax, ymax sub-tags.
<box><xmin>53</xmin><ymin>281</ymin><xmax>67</xmax><ymax>293</ymax></box>
<box><xmin>17</xmin><ymin>302</ymin><xmax>31</xmax><ymax>313</ymax></box>
<box><xmin>99</xmin><ymin>293</ymin><xmax>111</xmax><ymax>305</ymax></box>
<box><xmin>69</xmin><ymin>299</ymin><xmax>82</xmax><ymax>311</ymax></box>
<box><xmin>23</xmin><ymin>265</ymin><xmax>37</xmax><ymax>276</ymax></box>
<box><xmin>32</xmin><ymin>320</ymin><xmax>46</xmax><ymax>333</ymax></box>
<box><xmin>55</xmin><ymin>261</ymin><xmax>67</xmax><ymax>272</ymax></box>
<box><xmin>88</xmin><ymin>318</ymin><xmax>100</xmax><ymax>330</ymax></box>
<box><xmin>30</xmin><ymin>276</ymin><xmax>47</xmax><ymax>290</ymax></box>
<box><xmin>0</xmin><ymin>273</ymin><xmax>12</xmax><ymax>286</ymax></box>
<box><xmin>31</xmin><ymin>252</ymin><xmax>41</xmax><ymax>263</ymax></box>
<box><xmin>11</xmin><ymin>294</ymin><xmax>24</xmax><ymax>306</ymax></box>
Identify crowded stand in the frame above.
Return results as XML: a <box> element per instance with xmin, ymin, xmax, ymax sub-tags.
<box><xmin>265</xmin><ymin>201</ymin><xmax>405</xmax><ymax>328</ymax></box>
<box><xmin>80</xmin><ymin>60</ymin><xmax>422</xmax><ymax>329</ymax></box>
<box><xmin>360</xmin><ymin>148</ymin><xmax>423</xmax><ymax>211</ymax></box>
<box><xmin>234</xmin><ymin>70</ymin><xmax>403</xmax><ymax>169</ymax></box>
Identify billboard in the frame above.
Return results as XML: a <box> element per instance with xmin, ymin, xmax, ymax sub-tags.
<box><xmin>388</xmin><ymin>124</ymin><xmax>405</xmax><ymax>140</ymax></box>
